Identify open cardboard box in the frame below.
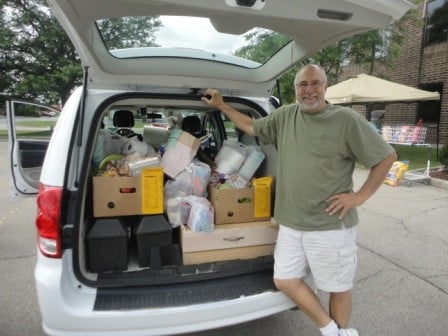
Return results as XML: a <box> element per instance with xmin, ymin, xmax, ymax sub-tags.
<box><xmin>209</xmin><ymin>176</ymin><xmax>272</xmax><ymax>224</ymax></box>
<box><xmin>93</xmin><ymin>167</ymin><xmax>164</xmax><ymax>217</ymax></box>
<box><xmin>160</xmin><ymin>130</ymin><xmax>201</xmax><ymax>179</ymax></box>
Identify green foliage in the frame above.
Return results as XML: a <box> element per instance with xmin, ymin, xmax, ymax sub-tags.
<box><xmin>97</xmin><ymin>16</ymin><xmax>162</xmax><ymax>50</ymax></box>
<box><xmin>234</xmin><ymin>30</ymin><xmax>290</xmax><ymax>64</ymax></box>
<box><xmin>310</xmin><ymin>42</ymin><xmax>344</xmax><ymax>83</ymax></box>
<box><xmin>439</xmin><ymin>143</ymin><xmax>448</xmax><ymax>168</ymax></box>
<box><xmin>15</xmin><ymin>104</ymin><xmax>40</xmax><ymax>117</ymax></box>
<box><xmin>276</xmin><ymin>68</ymin><xmax>299</xmax><ymax>104</ymax></box>
<box><xmin>1</xmin><ymin>0</ymin><xmax>82</xmax><ymax>103</ymax></box>
<box><xmin>348</xmin><ymin>31</ymin><xmax>384</xmax><ymax>73</ymax></box>
<box><xmin>234</xmin><ymin>30</ymin><xmax>298</xmax><ymax>103</ymax></box>
<box><xmin>232</xmin><ymin>7</ymin><xmax>419</xmax><ymax>103</ymax></box>
<box><xmin>0</xmin><ymin>1</ymin><xmax>162</xmax><ymax>104</ymax></box>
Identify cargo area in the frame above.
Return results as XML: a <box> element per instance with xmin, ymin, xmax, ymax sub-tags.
<box><xmin>75</xmin><ymin>96</ymin><xmax>280</xmax><ymax>299</ymax></box>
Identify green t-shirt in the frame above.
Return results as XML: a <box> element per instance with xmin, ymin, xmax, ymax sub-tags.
<box><xmin>253</xmin><ymin>103</ymin><xmax>395</xmax><ymax>231</ymax></box>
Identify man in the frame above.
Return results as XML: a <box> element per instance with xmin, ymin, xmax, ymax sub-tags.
<box><xmin>201</xmin><ymin>64</ymin><xmax>397</xmax><ymax>336</ymax></box>
<box><xmin>369</xmin><ymin>110</ymin><xmax>385</xmax><ymax>134</ymax></box>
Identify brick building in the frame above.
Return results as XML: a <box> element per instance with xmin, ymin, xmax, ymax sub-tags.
<box><xmin>337</xmin><ymin>1</ymin><xmax>447</xmax><ymax>148</ymax></box>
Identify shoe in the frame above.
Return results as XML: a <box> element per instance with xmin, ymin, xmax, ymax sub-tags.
<box><xmin>339</xmin><ymin>328</ymin><xmax>359</xmax><ymax>336</ymax></box>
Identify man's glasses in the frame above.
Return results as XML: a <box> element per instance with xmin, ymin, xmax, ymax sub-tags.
<box><xmin>295</xmin><ymin>80</ymin><xmax>325</xmax><ymax>90</ymax></box>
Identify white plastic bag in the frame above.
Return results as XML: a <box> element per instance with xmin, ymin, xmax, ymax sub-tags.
<box><xmin>188</xmin><ymin>159</ymin><xmax>212</xmax><ymax>196</ymax></box>
<box><xmin>238</xmin><ymin>146</ymin><xmax>265</xmax><ymax>181</ymax></box>
<box><xmin>164</xmin><ymin>161</ymin><xmax>211</xmax><ymax>227</ymax></box>
<box><xmin>214</xmin><ymin>140</ymin><xmax>248</xmax><ymax>175</ymax></box>
<box><xmin>93</xmin><ymin>129</ymin><xmax>125</xmax><ymax>167</ymax></box>
<box><xmin>184</xmin><ymin>196</ymin><xmax>214</xmax><ymax>233</ymax></box>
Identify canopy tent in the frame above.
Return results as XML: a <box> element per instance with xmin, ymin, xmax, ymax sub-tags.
<box><xmin>325</xmin><ymin>74</ymin><xmax>440</xmax><ymax>104</ymax></box>
<box><xmin>325</xmin><ymin>74</ymin><xmax>442</xmax><ymax>154</ymax></box>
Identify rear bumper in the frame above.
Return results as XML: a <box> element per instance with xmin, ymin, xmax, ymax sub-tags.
<box><xmin>35</xmin><ymin>251</ymin><xmax>295</xmax><ymax>336</ymax></box>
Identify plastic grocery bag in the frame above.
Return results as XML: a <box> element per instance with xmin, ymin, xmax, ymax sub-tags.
<box><xmin>166</xmin><ymin>197</ymin><xmax>190</xmax><ymax>228</ymax></box>
<box><xmin>188</xmin><ymin>159</ymin><xmax>212</xmax><ymax>196</ymax></box>
<box><xmin>183</xmin><ymin>196</ymin><xmax>214</xmax><ymax>233</ymax></box>
<box><xmin>92</xmin><ymin>129</ymin><xmax>125</xmax><ymax>167</ymax></box>
<box><xmin>164</xmin><ymin>160</ymin><xmax>212</xmax><ymax>227</ymax></box>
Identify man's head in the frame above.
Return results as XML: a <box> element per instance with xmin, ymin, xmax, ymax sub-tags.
<box><xmin>294</xmin><ymin>64</ymin><xmax>328</xmax><ymax>113</ymax></box>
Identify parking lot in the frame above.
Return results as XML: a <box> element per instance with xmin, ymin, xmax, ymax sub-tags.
<box><xmin>1</xmin><ymin>138</ymin><xmax>448</xmax><ymax>336</ymax></box>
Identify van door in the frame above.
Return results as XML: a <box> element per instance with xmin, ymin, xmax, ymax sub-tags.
<box><xmin>6</xmin><ymin>99</ymin><xmax>61</xmax><ymax>196</ymax></box>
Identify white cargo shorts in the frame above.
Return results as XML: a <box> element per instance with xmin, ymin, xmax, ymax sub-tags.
<box><xmin>274</xmin><ymin>224</ymin><xmax>358</xmax><ymax>293</ymax></box>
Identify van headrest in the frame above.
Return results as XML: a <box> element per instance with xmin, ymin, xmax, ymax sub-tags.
<box><xmin>113</xmin><ymin>110</ymin><xmax>135</xmax><ymax>128</ymax></box>
<box><xmin>181</xmin><ymin>115</ymin><xmax>203</xmax><ymax>138</ymax></box>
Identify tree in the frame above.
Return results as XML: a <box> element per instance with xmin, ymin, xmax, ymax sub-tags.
<box><xmin>308</xmin><ymin>41</ymin><xmax>346</xmax><ymax>84</ymax></box>
<box><xmin>0</xmin><ymin>0</ymin><xmax>161</xmax><ymax>104</ymax></box>
<box><xmin>233</xmin><ymin>27</ymin><xmax>405</xmax><ymax>103</ymax></box>
<box><xmin>97</xmin><ymin>17</ymin><xmax>162</xmax><ymax>50</ymax></box>
<box><xmin>234</xmin><ymin>31</ymin><xmax>299</xmax><ymax>104</ymax></box>
<box><xmin>234</xmin><ymin>30</ymin><xmax>290</xmax><ymax>64</ymax></box>
<box><xmin>1</xmin><ymin>0</ymin><xmax>81</xmax><ymax>103</ymax></box>
<box><xmin>233</xmin><ymin>3</ymin><xmax>420</xmax><ymax>104</ymax></box>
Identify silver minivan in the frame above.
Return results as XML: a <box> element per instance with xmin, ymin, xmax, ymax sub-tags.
<box><xmin>7</xmin><ymin>1</ymin><xmax>413</xmax><ymax>335</ymax></box>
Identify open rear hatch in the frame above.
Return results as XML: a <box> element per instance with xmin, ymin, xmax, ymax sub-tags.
<box><xmin>73</xmin><ymin>93</ymin><xmax>281</xmax><ymax>309</ymax></box>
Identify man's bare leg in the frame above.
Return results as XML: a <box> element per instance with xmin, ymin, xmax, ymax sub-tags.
<box><xmin>274</xmin><ymin>278</ymin><xmax>331</xmax><ymax>327</ymax></box>
<box><xmin>329</xmin><ymin>290</ymin><xmax>352</xmax><ymax>328</ymax></box>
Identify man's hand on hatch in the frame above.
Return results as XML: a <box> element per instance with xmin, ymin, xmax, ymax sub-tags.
<box><xmin>201</xmin><ymin>89</ymin><xmax>225</xmax><ymax>108</ymax></box>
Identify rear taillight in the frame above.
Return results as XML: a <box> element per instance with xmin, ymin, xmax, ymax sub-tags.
<box><xmin>36</xmin><ymin>184</ymin><xmax>63</xmax><ymax>258</ymax></box>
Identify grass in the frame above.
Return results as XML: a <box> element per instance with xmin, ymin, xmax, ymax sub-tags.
<box><xmin>393</xmin><ymin>144</ymin><xmax>441</xmax><ymax>170</ymax></box>
<box><xmin>17</xmin><ymin>120</ymin><xmax>57</xmax><ymax>128</ymax></box>
<box><xmin>0</xmin><ymin>129</ymin><xmax>53</xmax><ymax>138</ymax></box>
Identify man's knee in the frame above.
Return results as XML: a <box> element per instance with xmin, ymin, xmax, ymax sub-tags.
<box><xmin>330</xmin><ymin>290</ymin><xmax>352</xmax><ymax>301</ymax></box>
<box><xmin>273</xmin><ymin>277</ymin><xmax>284</xmax><ymax>291</ymax></box>
<box><xmin>274</xmin><ymin>277</ymin><xmax>303</xmax><ymax>292</ymax></box>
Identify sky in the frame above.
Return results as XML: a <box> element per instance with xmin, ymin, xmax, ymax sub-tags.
<box><xmin>154</xmin><ymin>16</ymin><xmax>248</xmax><ymax>55</ymax></box>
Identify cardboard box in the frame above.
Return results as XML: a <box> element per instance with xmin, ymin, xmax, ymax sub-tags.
<box><xmin>160</xmin><ymin>130</ymin><xmax>201</xmax><ymax>178</ymax></box>
<box><xmin>181</xmin><ymin>220</ymin><xmax>278</xmax><ymax>265</ymax></box>
<box><xmin>93</xmin><ymin>167</ymin><xmax>164</xmax><ymax>217</ymax></box>
<box><xmin>209</xmin><ymin>179</ymin><xmax>271</xmax><ymax>224</ymax></box>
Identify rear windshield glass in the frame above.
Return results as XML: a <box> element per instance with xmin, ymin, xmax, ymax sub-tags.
<box><xmin>96</xmin><ymin>15</ymin><xmax>291</xmax><ymax>67</ymax></box>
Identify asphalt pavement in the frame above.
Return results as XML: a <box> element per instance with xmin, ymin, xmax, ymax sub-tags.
<box><xmin>1</xmin><ymin>138</ymin><xmax>448</xmax><ymax>336</ymax></box>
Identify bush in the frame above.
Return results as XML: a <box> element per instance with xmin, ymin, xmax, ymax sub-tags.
<box><xmin>16</xmin><ymin>104</ymin><xmax>40</xmax><ymax>117</ymax></box>
<box><xmin>439</xmin><ymin>143</ymin><xmax>448</xmax><ymax>168</ymax></box>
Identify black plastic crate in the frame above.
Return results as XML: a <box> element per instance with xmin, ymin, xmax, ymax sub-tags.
<box><xmin>134</xmin><ymin>215</ymin><xmax>174</xmax><ymax>267</ymax></box>
<box><xmin>87</xmin><ymin>218</ymin><xmax>129</xmax><ymax>273</ymax></box>
<box><xmin>146</xmin><ymin>244</ymin><xmax>183</xmax><ymax>269</ymax></box>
